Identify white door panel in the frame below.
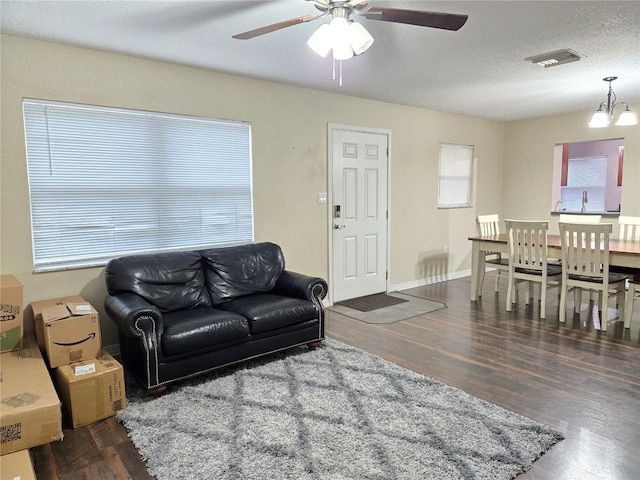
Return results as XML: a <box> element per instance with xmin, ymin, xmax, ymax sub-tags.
<box><xmin>331</xmin><ymin>127</ymin><xmax>388</xmax><ymax>302</ymax></box>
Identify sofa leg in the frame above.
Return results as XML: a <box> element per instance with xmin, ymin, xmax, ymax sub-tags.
<box><xmin>307</xmin><ymin>340</ymin><xmax>322</xmax><ymax>350</ymax></box>
<box><xmin>146</xmin><ymin>385</ymin><xmax>167</xmax><ymax>397</ymax></box>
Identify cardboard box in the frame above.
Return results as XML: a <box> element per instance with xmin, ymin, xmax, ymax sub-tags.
<box><xmin>0</xmin><ymin>449</ymin><xmax>37</xmax><ymax>480</ymax></box>
<box><xmin>0</xmin><ymin>334</ymin><xmax>62</xmax><ymax>455</ymax></box>
<box><xmin>30</xmin><ymin>294</ymin><xmax>86</xmax><ymax>352</ymax></box>
<box><xmin>0</xmin><ymin>275</ymin><xmax>23</xmax><ymax>353</ymax></box>
<box><xmin>54</xmin><ymin>352</ymin><xmax>125</xmax><ymax>428</ymax></box>
<box><xmin>39</xmin><ymin>301</ymin><xmax>101</xmax><ymax>368</ymax></box>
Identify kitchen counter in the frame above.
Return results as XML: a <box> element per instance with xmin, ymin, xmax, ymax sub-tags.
<box><xmin>550</xmin><ymin>211</ymin><xmax>620</xmax><ymax>217</ymax></box>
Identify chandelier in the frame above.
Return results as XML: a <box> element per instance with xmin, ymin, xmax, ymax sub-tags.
<box><xmin>588</xmin><ymin>77</ymin><xmax>637</xmax><ymax>128</ymax></box>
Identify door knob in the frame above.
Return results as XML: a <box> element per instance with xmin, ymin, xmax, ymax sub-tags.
<box><xmin>334</xmin><ymin>224</ymin><xmax>346</xmax><ymax>229</ymax></box>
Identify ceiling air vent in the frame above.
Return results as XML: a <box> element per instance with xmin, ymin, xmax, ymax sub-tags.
<box><xmin>525</xmin><ymin>49</ymin><xmax>586</xmax><ymax>68</ymax></box>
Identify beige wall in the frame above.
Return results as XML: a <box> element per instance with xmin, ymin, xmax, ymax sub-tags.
<box><xmin>503</xmin><ymin>112</ymin><xmax>639</xmax><ymax>233</ymax></box>
<box><xmin>9</xmin><ymin>34</ymin><xmax>637</xmax><ymax>347</ymax></box>
<box><xmin>1</xmin><ymin>35</ymin><xmax>506</xmax><ymax>345</ymax></box>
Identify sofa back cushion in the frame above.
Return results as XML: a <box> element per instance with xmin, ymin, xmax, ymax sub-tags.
<box><xmin>105</xmin><ymin>251</ymin><xmax>211</xmax><ymax>312</ymax></box>
<box><xmin>201</xmin><ymin>242</ymin><xmax>285</xmax><ymax>304</ymax></box>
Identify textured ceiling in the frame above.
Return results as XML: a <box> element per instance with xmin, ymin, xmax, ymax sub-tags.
<box><xmin>2</xmin><ymin>0</ymin><xmax>639</xmax><ymax>122</ymax></box>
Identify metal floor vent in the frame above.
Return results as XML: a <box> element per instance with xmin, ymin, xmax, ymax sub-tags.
<box><xmin>525</xmin><ymin>49</ymin><xmax>586</xmax><ymax>67</ymax></box>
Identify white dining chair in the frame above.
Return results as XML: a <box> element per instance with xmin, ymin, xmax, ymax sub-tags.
<box><xmin>558</xmin><ymin>222</ymin><xmax>628</xmax><ymax>331</ymax></box>
<box><xmin>476</xmin><ymin>214</ymin><xmax>509</xmax><ymax>294</ymax></box>
<box><xmin>617</xmin><ymin>216</ymin><xmax>640</xmax><ymax>328</ymax></box>
<box><xmin>618</xmin><ymin>215</ymin><xmax>640</xmax><ymax>241</ymax></box>
<box><xmin>552</xmin><ymin>215</ymin><xmax>603</xmax><ymax>270</ymax></box>
<box><xmin>556</xmin><ymin>214</ymin><xmax>603</xmax><ymax>299</ymax></box>
<box><xmin>505</xmin><ymin>220</ymin><xmax>562</xmax><ymax>319</ymax></box>
<box><xmin>623</xmin><ymin>275</ymin><xmax>639</xmax><ymax>328</ymax></box>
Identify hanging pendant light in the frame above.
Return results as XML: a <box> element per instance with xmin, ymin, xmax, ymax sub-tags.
<box><xmin>588</xmin><ymin>77</ymin><xmax>637</xmax><ymax>128</ymax></box>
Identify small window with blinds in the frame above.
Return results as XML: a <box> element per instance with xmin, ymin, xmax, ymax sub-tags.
<box><xmin>437</xmin><ymin>143</ymin><xmax>474</xmax><ymax>208</ymax></box>
<box><xmin>560</xmin><ymin>156</ymin><xmax>607</xmax><ymax>212</ymax></box>
<box><xmin>22</xmin><ymin>99</ymin><xmax>253</xmax><ymax>272</ymax></box>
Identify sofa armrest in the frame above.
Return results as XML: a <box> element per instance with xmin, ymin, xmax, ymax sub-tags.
<box><xmin>105</xmin><ymin>293</ymin><xmax>165</xmax><ymax>390</ymax></box>
<box><xmin>104</xmin><ymin>292</ymin><xmax>164</xmax><ymax>342</ymax></box>
<box><xmin>273</xmin><ymin>270</ymin><xmax>328</xmax><ymax>304</ymax></box>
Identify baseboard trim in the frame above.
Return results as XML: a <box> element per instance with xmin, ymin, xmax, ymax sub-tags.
<box><xmin>326</xmin><ymin>271</ymin><xmax>471</xmax><ymax>306</ymax></box>
<box><xmin>389</xmin><ymin>269</ymin><xmax>471</xmax><ymax>293</ymax></box>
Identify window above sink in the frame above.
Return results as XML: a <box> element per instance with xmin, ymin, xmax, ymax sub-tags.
<box><xmin>551</xmin><ymin>138</ymin><xmax>624</xmax><ymax>214</ymax></box>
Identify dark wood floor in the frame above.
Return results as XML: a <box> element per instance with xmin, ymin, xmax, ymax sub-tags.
<box><xmin>31</xmin><ymin>277</ymin><xmax>640</xmax><ymax>479</ymax></box>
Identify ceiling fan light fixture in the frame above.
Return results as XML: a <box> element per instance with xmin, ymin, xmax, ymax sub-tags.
<box><xmin>308</xmin><ymin>16</ymin><xmax>372</xmax><ymax>60</ymax></box>
<box><xmin>348</xmin><ymin>21</ymin><xmax>374</xmax><ymax>55</ymax></box>
<box><xmin>332</xmin><ymin>39</ymin><xmax>354</xmax><ymax>60</ymax></box>
<box><xmin>307</xmin><ymin>23</ymin><xmax>332</xmax><ymax>57</ymax></box>
<box><xmin>329</xmin><ymin>16</ymin><xmax>350</xmax><ymax>41</ymax></box>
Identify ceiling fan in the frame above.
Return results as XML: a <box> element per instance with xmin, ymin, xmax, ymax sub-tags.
<box><xmin>233</xmin><ymin>0</ymin><xmax>468</xmax><ymax>59</ymax></box>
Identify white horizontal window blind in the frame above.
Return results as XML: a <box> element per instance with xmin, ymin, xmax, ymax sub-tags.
<box><xmin>560</xmin><ymin>156</ymin><xmax>607</xmax><ymax>212</ymax></box>
<box><xmin>438</xmin><ymin>143</ymin><xmax>473</xmax><ymax>208</ymax></box>
<box><xmin>23</xmin><ymin>99</ymin><xmax>253</xmax><ymax>272</ymax></box>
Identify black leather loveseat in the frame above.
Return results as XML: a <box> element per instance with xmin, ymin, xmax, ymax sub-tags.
<box><xmin>104</xmin><ymin>242</ymin><xmax>327</xmax><ymax>393</ymax></box>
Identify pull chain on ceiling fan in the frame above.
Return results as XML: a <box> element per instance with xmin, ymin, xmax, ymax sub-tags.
<box><xmin>232</xmin><ymin>0</ymin><xmax>468</xmax><ymax>84</ymax></box>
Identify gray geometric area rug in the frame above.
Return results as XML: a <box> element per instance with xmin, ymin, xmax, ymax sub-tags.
<box><xmin>330</xmin><ymin>292</ymin><xmax>446</xmax><ymax>324</ymax></box>
<box><xmin>117</xmin><ymin>339</ymin><xmax>563</xmax><ymax>480</ymax></box>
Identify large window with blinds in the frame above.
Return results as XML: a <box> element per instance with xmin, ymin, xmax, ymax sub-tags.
<box><xmin>23</xmin><ymin>99</ymin><xmax>253</xmax><ymax>272</ymax></box>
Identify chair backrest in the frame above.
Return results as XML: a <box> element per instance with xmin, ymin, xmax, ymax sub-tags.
<box><xmin>558</xmin><ymin>214</ymin><xmax>602</xmax><ymax>224</ymax></box>
<box><xmin>477</xmin><ymin>214</ymin><xmax>501</xmax><ymax>236</ymax></box>
<box><xmin>505</xmin><ymin>220</ymin><xmax>550</xmax><ymax>274</ymax></box>
<box><xmin>559</xmin><ymin>222</ymin><xmax>613</xmax><ymax>281</ymax></box>
<box><xmin>618</xmin><ymin>215</ymin><xmax>640</xmax><ymax>241</ymax></box>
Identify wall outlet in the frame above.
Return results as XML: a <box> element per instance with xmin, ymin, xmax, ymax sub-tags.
<box><xmin>318</xmin><ymin>193</ymin><xmax>327</xmax><ymax>204</ymax></box>
<box><xmin>443</xmin><ymin>245</ymin><xmax>448</xmax><ymax>254</ymax></box>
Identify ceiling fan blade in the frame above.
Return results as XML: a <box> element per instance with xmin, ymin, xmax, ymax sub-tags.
<box><xmin>364</xmin><ymin>8</ymin><xmax>468</xmax><ymax>31</ymax></box>
<box><xmin>233</xmin><ymin>14</ymin><xmax>320</xmax><ymax>39</ymax></box>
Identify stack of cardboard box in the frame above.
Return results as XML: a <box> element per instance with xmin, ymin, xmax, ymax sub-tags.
<box><xmin>1</xmin><ymin>275</ymin><xmax>61</xmax><ymax>476</ymax></box>
<box><xmin>1</xmin><ymin>449</ymin><xmax>37</xmax><ymax>480</ymax></box>
<box><xmin>0</xmin><ymin>274</ymin><xmax>23</xmax><ymax>353</ymax></box>
<box><xmin>31</xmin><ymin>295</ymin><xmax>126</xmax><ymax>428</ymax></box>
<box><xmin>1</xmin><ymin>277</ymin><xmax>127</xmax><ymax>476</ymax></box>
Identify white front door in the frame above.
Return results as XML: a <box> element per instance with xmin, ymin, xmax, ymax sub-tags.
<box><xmin>330</xmin><ymin>125</ymin><xmax>389</xmax><ymax>303</ymax></box>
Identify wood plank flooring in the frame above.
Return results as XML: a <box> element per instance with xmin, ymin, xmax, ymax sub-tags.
<box><xmin>30</xmin><ymin>277</ymin><xmax>640</xmax><ymax>479</ymax></box>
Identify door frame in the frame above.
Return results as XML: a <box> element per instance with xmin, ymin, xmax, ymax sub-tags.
<box><xmin>327</xmin><ymin>123</ymin><xmax>392</xmax><ymax>305</ymax></box>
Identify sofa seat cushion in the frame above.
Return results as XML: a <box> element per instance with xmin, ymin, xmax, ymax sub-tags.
<box><xmin>217</xmin><ymin>294</ymin><xmax>318</xmax><ymax>334</ymax></box>
<box><xmin>161</xmin><ymin>308</ymin><xmax>249</xmax><ymax>356</ymax></box>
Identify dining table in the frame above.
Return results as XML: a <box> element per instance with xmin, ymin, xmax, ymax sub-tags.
<box><xmin>468</xmin><ymin>233</ymin><xmax>640</xmax><ymax>301</ymax></box>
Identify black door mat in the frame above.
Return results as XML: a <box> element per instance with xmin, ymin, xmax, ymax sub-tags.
<box><xmin>337</xmin><ymin>293</ymin><xmax>409</xmax><ymax>312</ymax></box>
